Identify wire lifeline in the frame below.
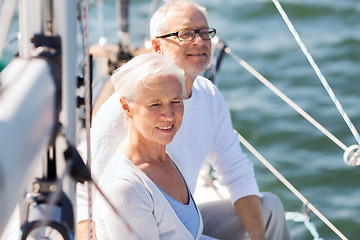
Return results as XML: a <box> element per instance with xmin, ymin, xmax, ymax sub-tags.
<box><xmin>224</xmin><ymin>47</ymin><xmax>347</xmax><ymax>151</ymax></box>
<box><xmin>272</xmin><ymin>0</ymin><xmax>360</xmax><ymax>148</ymax></box>
<box><xmin>236</xmin><ymin>130</ymin><xmax>348</xmax><ymax>240</ymax></box>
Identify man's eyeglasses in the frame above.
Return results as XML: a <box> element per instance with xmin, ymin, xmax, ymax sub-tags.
<box><xmin>156</xmin><ymin>28</ymin><xmax>216</xmax><ymax>42</ymax></box>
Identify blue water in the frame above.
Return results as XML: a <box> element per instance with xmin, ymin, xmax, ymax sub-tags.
<box><xmin>2</xmin><ymin>0</ymin><xmax>359</xmax><ymax>239</ymax></box>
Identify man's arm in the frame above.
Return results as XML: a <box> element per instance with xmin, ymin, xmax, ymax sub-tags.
<box><xmin>92</xmin><ymin>80</ymin><xmax>114</xmax><ymax>118</ymax></box>
<box><xmin>234</xmin><ymin>195</ymin><xmax>265</xmax><ymax>240</ymax></box>
<box><xmin>91</xmin><ymin>46</ymin><xmax>151</xmax><ymax>119</ymax></box>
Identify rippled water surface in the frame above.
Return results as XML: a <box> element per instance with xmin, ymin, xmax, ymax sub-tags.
<box><xmin>2</xmin><ymin>0</ymin><xmax>359</xmax><ymax>239</ymax></box>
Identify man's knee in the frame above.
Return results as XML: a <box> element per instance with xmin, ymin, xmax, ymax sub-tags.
<box><xmin>261</xmin><ymin>192</ymin><xmax>286</xmax><ymax>220</ymax></box>
<box><xmin>262</xmin><ymin>192</ymin><xmax>285</xmax><ymax>211</ymax></box>
<box><xmin>261</xmin><ymin>192</ymin><xmax>292</xmax><ymax>239</ymax></box>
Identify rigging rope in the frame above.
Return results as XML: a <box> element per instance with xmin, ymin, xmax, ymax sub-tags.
<box><xmin>272</xmin><ymin>0</ymin><xmax>360</xmax><ymax>157</ymax></box>
<box><xmin>285</xmin><ymin>211</ymin><xmax>323</xmax><ymax>240</ymax></box>
<box><xmin>236</xmin><ymin>130</ymin><xmax>348</xmax><ymax>240</ymax></box>
<box><xmin>80</xmin><ymin>0</ymin><xmax>93</xmax><ymax>238</ymax></box>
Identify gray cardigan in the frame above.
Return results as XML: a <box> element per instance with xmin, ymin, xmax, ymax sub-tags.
<box><xmin>94</xmin><ymin>151</ymin><xmax>216</xmax><ymax>240</ymax></box>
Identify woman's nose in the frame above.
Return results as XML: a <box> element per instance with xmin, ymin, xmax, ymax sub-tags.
<box><xmin>161</xmin><ymin>104</ymin><xmax>175</xmax><ymax>120</ymax></box>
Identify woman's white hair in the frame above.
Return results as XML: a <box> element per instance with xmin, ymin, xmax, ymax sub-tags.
<box><xmin>150</xmin><ymin>0</ymin><xmax>207</xmax><ymax>39</ymax></box>
<box><xmin>111</xmin><ymin>52</ymin><xmax>185</xmax><ymax>106</ymax></box>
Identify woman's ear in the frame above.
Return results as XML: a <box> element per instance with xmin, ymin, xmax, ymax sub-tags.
<box><xmin>120</xmin><ymin>97</ymin><xmax>133</xmax><ymax>118</ymax></box>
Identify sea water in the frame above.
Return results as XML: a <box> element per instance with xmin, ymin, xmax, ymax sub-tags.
<box><xmin>2</xmin><ymin>0</ymin><xmax>359</xmax><ymax>239</ymax></box>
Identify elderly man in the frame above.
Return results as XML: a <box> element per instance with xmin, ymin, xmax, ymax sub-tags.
<box><xmin>77</xmin><ymin>1</ymin><xmax>291</xmax><ymax>239</ymax></box>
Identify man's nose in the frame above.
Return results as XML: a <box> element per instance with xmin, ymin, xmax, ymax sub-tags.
<box><xmin>193</xmin><ymin>32</ymin><xmax>205</xmax><ymax>43</ymax></box>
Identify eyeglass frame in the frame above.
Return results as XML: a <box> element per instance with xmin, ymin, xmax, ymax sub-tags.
<box><xmin>156</xmin><ymin>28</ymin><xmax>216</xmax><ymax>42</ymax></box>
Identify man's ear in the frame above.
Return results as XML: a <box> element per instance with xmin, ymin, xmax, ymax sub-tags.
<box><xmin>120</xmin><ymin>97</ymin><xmax>133</xmax><ymax>118</ymax></box>
<box><xmin>152</xmin><ymin>39</ymin><xmax>162</xmax><ymax>54</ymax></box>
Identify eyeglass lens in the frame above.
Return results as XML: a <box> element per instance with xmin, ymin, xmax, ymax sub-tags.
<box><xmin>178</xmin><ymin>29</ymin><xmax>215</xmax><ymax>41</ymax></box>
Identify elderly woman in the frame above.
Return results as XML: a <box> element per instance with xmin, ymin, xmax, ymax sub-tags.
<box><xmin>94</xmin><ymin>53</ymin><xmax>215</xmax><ymax>240</ymax></box>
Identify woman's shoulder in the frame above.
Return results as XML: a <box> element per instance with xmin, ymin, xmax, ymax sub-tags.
<box><xmin>101</xmin><ymin>152</ymin><xmax>155</xmax><ymax>193</ymax></box>
<box><xmin>99</xmin><ymin>153</ymin><xmax>132</xmax><ymax>185</ymax></box>
<box><xmin>99</xmin><ymin>153</ymin><xmax>156</xmax><ymax>208</ymax></box>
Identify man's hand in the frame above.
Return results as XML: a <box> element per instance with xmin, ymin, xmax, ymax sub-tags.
<box><xmin>76</xmin><ymin>220</ymin><xmax>97</xmax><ymax>240</ymax></box>
<box><xmin>234</xmin><ymin>195</ymin><xmax>265</xmax><ymax>240</ymax></box>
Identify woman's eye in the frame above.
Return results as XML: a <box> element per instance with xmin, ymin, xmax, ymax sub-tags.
<box><xmin>150</xmin><ymin>103</ymin><xmax>160</xmax><ymax>107</ymax></box>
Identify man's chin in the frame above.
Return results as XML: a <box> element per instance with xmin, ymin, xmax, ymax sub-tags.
<box><xmin>186</xmin><ymin>64</ymin><xmax>209</xmax><ymax>76</ymax></box>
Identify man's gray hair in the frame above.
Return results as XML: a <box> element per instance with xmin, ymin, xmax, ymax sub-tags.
<box><xmin>150</xmin><ymin>0</ymin><xmax>207</xmax><ymax>40</ymax></box>
<box><xmin>111</xmin><ymin>52</ymin><xmax>186</xmax><ymax>106</ymax></box>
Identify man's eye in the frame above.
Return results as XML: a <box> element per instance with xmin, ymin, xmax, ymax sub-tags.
<box><xmin>179</xmin><ymin>31</ymin><xmax>192</xmax><ymax>38</ymax></box>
